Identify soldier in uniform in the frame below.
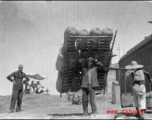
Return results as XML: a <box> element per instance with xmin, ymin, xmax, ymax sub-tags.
<box><xmin>81</xmin><ymin>57</ymin><xmax>104</xmax><ymax>116</ymax></box>
<box><xmin>7</xmin><ymin>64</ymin><xmax>29</xmax><ymax>112</ymax></box>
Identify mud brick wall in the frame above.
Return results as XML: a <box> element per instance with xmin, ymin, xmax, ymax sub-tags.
<box><xmin>119</xmin><ymin>35</ymin><xmax>152</xmax><ymax>93</ymax></box>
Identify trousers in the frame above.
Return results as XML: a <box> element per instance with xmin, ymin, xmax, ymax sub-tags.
<box><xmin>82</xmin><ymin>84</ymin><xmax>97</xmax><ymax>114</ymax></box>
<box><xmin>133</xmin><ymin>84</ymin><xmax>146</xmax><ymax>110</ymax></box>
<box><xmin>10</xmin><ymin>89</ymin><xmax>23</xmax><ymax>111</ymax></box>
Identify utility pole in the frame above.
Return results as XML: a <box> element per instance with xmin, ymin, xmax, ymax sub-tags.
<box><xmin>116</xmin><ymin>44</ymin><xmax>120</xmax><ymax>60</ymax></box>
<box><xmin>123</xmin><ymin>47</ymin><xmax>125</xmax><ymax>55</ymax></box>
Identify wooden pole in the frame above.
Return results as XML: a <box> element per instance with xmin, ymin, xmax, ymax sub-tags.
<box><xmin>104</xmin><ymin>30</ymin><xmax>117</xmax><ymax>94</ymax></box>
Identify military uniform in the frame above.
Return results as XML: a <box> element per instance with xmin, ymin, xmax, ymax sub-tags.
<box><xmin>7</xmin><ymin>70</ymin><xmax>29</xmax><ymax>111</ymax></box>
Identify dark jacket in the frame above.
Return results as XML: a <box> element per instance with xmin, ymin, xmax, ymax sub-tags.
<box><xmin>7</xmin><ymin>70</ymin><xmax>30</xmax><ymax>90</ymax></box>
<box><xmin>81</xmin><ymin>67</ymin><xmax>99</xmax><ymax>88</ymax></box>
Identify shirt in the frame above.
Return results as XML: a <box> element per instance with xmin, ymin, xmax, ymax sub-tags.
<box><xmin>7</xmin><ymin>70</ymin><xmax>30</xmax><ymax>90</ymax></box>
<box><xmin>133</xmin><ymin>70</ymin><xmax>145</xmax><ymax>81</ymax></box>
<box><xmin>88</xmin><ymin>69</ymin><xmax>92</xmax><ymax>84</ymax></box>
<box><xmin>81</xmin><ymin>63</ymin><xmax>105</xmax><ymax>88</ymax></box>
<box><xmin>82</xmin><ymin>67</ymin><xmax>98</xmax><ymax>86</ymax></box>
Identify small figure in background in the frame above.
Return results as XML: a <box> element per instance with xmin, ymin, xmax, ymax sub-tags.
<box><xmin>24</xmin><ymin>82</ymin><xmax>31</xmax><ymax>94</ymax></box>
<box><xmin>35</xmin><ymin>81</ymin><xmax>43</xmax><ymax>94</ymax></box>
<box><xmin>72</xmin><ymin>93</ymin><xmax>76</xmax><ymax>104</ymax></box>
<box><xmin>31</xmin><ymin>81</ymin><xmax>36</xmax><ymax>93</ymax></box>
<box><xmin>77</xmin><ymin>95</ymin><xmax>82</xmax><ymax>105</ymax></box>
<box><xmin>26</xmin><ymin>83</ymin><xmax>31</xmax><ymax>94</ymax></box>
<box><xmin>24</xmin><ymin>82</ymin><xmax>28</xmax><ymax>94</ymax></box>
<box><xmin>72</xmin><ymin>95</ymin><xmax>82</xmax><ymax>105</ymax></box>
<box><xmin>45</xmin><ymin>89</ymin><xmax>50</xmax><ymax>95</ymax></box>
<box><xmin>67</xmin><ymin>90</ymin><xmax>72</xmax><ymax>101</ymax></box>
<box><xmin>35</xmin><ymin>82</ymin><xmax>48</xmax><ymax>94</ymax></box>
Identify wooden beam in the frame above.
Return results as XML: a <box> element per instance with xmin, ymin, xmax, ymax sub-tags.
<box><xmin>104</xmin><ymin>67</ymin><xmax>126</xmax><ymax>70</ymax></box>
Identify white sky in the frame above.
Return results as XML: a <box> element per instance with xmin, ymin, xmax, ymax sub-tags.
<box><xmin>0</xmin><ymin>1</ymin><xmax>152</xmax><ymax>96</ymax></box>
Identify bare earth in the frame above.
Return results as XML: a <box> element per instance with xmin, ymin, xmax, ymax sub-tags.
<box><xmin>0</xmin><ymin>93</ymin><xmax>152</xmax><ymax>119</ymax></box>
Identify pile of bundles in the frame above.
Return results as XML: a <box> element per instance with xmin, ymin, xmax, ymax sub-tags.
<box><xmin>64</xmin><ymin>27</ymin><xmax>113</xmax><ymax>37</ymax></box>
<box><xmin>56</xmin><ymin>26</ymin><xmax>113</xmax><ymax>93</ymax></box>
<box><xmin>63</xmin><ymin>27</ymin><xmax>113</xmax><ymax>54</ymax></box>
<box><xmin>67</xmin><ymin>93</ymin><xmax>82</xmax><ymax>105</ymax></box>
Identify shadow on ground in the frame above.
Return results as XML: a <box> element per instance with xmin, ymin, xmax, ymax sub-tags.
<box><xmin>114</xmin><ymin>112</ymin><xmax>137</xmax><ymax>119</ymax></box>
<box><xmin>8</xmin><ymin>110</ymin><xmax>24</xmax><ymax>113</ymax></box>
<box><xmin>48</xmin><ymin>113</ymin><xmax>84</xmax><ymax>117</ymax></box>
<box><xmin>114</xmin><ymin>110</ymin><xmax>152</xmax><ymax>119</ymax></box>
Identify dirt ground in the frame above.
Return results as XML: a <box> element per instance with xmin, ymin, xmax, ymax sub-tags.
<box><xmin>0</xmin><ymin>92</ymin><xmax>152</xmax><ymax>119</ymax></box>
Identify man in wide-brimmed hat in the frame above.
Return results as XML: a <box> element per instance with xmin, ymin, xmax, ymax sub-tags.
<box><xmin>81</xmin><ymin>57</ymin><xmax>104</xmax><ymax>116</ymax></box>
<box><xmin>125</xmin><ymin>61</ymin><xmax>146</xmax><ymax>119</ymax></box>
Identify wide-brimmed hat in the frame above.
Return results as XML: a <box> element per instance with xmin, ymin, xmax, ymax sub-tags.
<box><xmin>125</xmin><ymin>61</ymin><xmax>144</xmax><ymax>70</ymax></box>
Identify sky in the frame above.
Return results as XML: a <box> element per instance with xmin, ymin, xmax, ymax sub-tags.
<box><xmin>0</xmin><ymin>1</ymin><xmax>152</xmax><ymax>96</ymax></box>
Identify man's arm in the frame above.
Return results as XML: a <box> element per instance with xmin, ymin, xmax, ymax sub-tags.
<box><xmin>96</xmin><ymin>62</ymin><xmax>103</xmax><ymax>66</ymax></box>
<box><xmin>96</xmin><ymin>62</ymin><xmax>103</xmax><ymax>68</ymax></box>
<box><xmin>7</xmin><ymin>72</ymin><xmax>15</xmax><ymax>82</ymax></box>
<box><xmin>96</xmin><ymin>62</ymin><xmax>108</xmax><ymax>72</ymax></box>
<box><xmin>23</xmin><ymin>73</ymin><xmax>30</xmax><ymax>84</ymax></box>
<box><xmin>125</xmin><ymin>70</ymin><xmax>134</xmax><ymax>77</ymax></box>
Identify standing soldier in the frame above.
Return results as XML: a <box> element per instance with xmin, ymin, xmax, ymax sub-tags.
<box><xmin>7</xmin><ymin>64</ymin><xmax>29</xmax><ymax>112</ymax></box>
<box><xmin>81</xmin><ymin>57</ymin><xmax>104</xmax><ymax>116</ymax></box>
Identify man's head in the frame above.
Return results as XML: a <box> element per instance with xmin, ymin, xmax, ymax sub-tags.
<box><xmin>18</xmin><ymin>64</ymin><xmax>23</xmax><ymax>71</ymax></box>
<box><xmin>87</xmin><ymin>57</ymin><xmax>94</xmax><ymax>68</ymax></box>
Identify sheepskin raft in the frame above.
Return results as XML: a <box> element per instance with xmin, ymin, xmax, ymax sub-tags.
<box><xmin>56</xmin><ymin>26</ymin><xmax>116</xmax><ymax>94</ymax></box>
<box><xmin>56</xmin><ymin>47</ymin><xmax>64</xmax><ymax>72</ymax></box>
<box><xmin>56</xmin><ymin>71</ymin><xmax>63</xmax><ymax>93</ymax></box>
